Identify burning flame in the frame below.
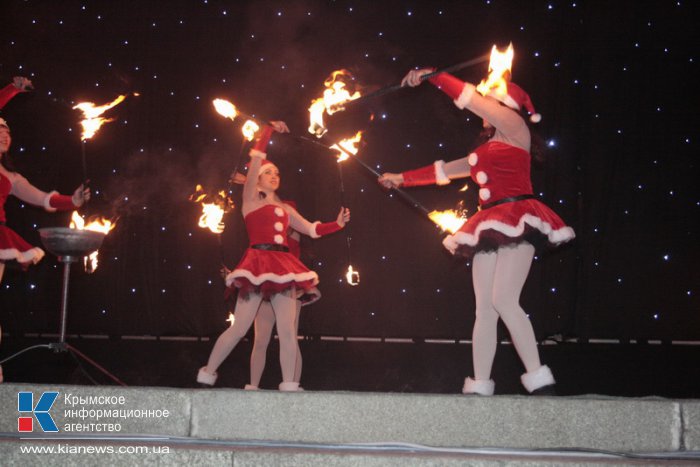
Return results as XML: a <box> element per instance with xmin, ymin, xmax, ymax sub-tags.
<box><xmin>73</xmin><ymin>95</ymin><xmax>127</xmax><ymax>141</ymax></box>
<box><xmin>213</xmin><ymin>98</ymin><xmax>239</xmax><ymax>120</ymax></box>
<box><xmin>69</xmin><ymin>211</ymin><xmax>116</xmax><ymax>272</ymax></box>
<box><xmin>475</xmin><ymin>43</ymin><xmax>514</xmax><ymax>99</ymax></box>
<box><xmin>330</xmin><ymin>131</ymin><xmax>363</xmax><ymax>162</ymax></box>
<box><xmin>345</xmin><ymin>265</ymin><xmax>360</xmax><ymax>286</ymax></box>
<box><xmin>308</xmin><ymin>70</ymin><xmax>361</xmax><ymax>137</ymax></box>
<box><xmin>190</xmin><ymin>185</ymin><xmax>235</xmax><ymax>234</ymax></box>
<box><xmin>241</xmin><ymin>120</ymin><xmax>260</xmax><ymax>142</ymax></box>
<box><xmin>227</xmin><ymin>312</ymin><xmax>236</xmax><ymax>327</ymax></box>
<box><xmin>428</xmin><ymin>209</ymin><xmax>468</xmax><ymax>234</ymax></box>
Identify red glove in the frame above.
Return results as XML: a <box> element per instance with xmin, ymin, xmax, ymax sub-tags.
<box><xmin>252</xmin><ymin>125</ymin><xmax>275</xmax><ymax>153</ymax></box>
<box><xmin>0</xmin><ymin>84</ymin><xmax>22</xmax><ymax>110</ymax></box>
<box><xmin>315</xmin><ymin>221</ymin><xmax>342</xmax><ymax>237</ymax></box>
<box><xmin>49</xmin><ymin>194</ymin><xmax>76</xmax><ymax>211</ymax></box>
<box><xmin>428</xmin><ymin>73</ymin><xmax>466</xmax><ymax>100</ymax></box>
<box><xmin>402</xmin><ymin>161</ymin><xmax>450</xmax><ymax>187</ymax></box>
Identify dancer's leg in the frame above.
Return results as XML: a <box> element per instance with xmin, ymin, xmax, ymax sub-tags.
<box><xmin>269</xmin><ymin>291</ymin><xmax>299</xmax><ymax>383</ymax></box>
<box><xmin>492</xmin><ymin>243</ymin><xmax>541</xmax><ymax>373</ymax></box>
<box><xmin>249</xmin><ymin>300</ymin><xmax>275</xmax><ymax>387</ymax></box>
<box><xmin>204</xmin><ymin>293</ymin><xmax>263</xmax><ymax>374</ymax></box>
<box><xmin>471</xmin><ymin>251</ymin><xmax>500</xmax><ymax>381</ymax></box>
<box><xmin>293</xmin><ymin>299</ymin><xmax>302</xmax><ymax>383</ymax></box>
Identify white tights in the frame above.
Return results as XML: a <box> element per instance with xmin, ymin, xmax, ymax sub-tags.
<box><xmin>249</xmin><ymin>299</ymin><xmax>302</xmax><ymax>387</ymax></box>
<box><xmin>204</xmin><ymin>290</ymin><xmax>300</xmax><ymax>383</ymax></box>
<box><xmin>471</xmin><ymin>243</ymin><xmax>541</xmax><ymax>380</ymax></box>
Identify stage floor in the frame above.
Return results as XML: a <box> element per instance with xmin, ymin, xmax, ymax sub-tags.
<box><xmin>2</xmin><ymin>335</ymin><xmax>699</xmax><ymax>398</ymax></box>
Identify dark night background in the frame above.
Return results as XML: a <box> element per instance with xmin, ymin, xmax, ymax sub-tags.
<box><xmin>0</xmin><ymin>0</ymin><xmax>698</xmax><ymax>389</ymax></box>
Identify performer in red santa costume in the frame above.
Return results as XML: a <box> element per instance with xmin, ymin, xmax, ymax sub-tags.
<box><xmin>1</xmin><ymin>77</ymin><xmax>90</xmax><ymax>383</ymax></box>
<box><xmin>379</xmin><ymin>68</ymin><xmax>575</xmax><ymax>395</ymax></box>
<box><xmin>198</xmin><ymin>122</ymin><xmax>349</xmax><ymax>391</ymax></box>
<box><xmin>244</xmin><ymin>200</ymin><xmax>321</xmax><ymax>391</ymax></box>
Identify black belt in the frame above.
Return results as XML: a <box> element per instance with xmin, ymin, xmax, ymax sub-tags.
<box><xmin>251</xmin><ymin>243</ymin><xmax>289</xmax><ymax>252</ymax></box>
<box><xmin>479</xmin><ymin>194</ymin><xmax>536</xmax><ymax>211</ymax></box>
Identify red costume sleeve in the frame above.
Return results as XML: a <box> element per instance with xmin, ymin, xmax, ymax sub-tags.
<box><xmin>252</xmin><ymin>125</ymin><xmax>275</xmax><ymax>153</ymax></box>
<box><xmin>428</xmin><ymin>73</ymin><xmax>466</xmax><ymax>100</ymax></box>
<box><xmin>48</xmin><ymin>194</ymin><xmax>76</xmax><ymax>211</ymax></box>
<box><xmin>315</xmin><ymin>221</ymin><xmax>342</xmax><ymax>236</ymax></box>
<box><xmin>0</xmin><ymin>84</ymin><xmax>22</xmax><ymax>110</ymax></box>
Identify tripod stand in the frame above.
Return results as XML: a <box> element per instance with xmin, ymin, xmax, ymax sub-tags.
<box><xmin>0</xmin><ymin>228</ymin><xmax>126</xmax><ymax>386</ymax></box>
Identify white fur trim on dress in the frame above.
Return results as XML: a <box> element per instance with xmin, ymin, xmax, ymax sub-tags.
<box><xmin>462</xmin><ymin>377</ymin><xmax>495</xmax><ymax>396</ymax></box>
<box><xmin>434</xmin><ymin>160</ymin><xmax>450</xmax><ymax>186</ymax></box>
<box><xmin>442</xmin><ymin>214</ymin><xmax>576</xmax><ymax>254</ymax></box>
<box><xmin>0</xmin><ymin>246</ymin><xmax>45</xmax><ymax>264</ymax></box>
<box><xmin>42</xmin><ymin>190</ymin><xmax>59</xmax><ymax>212</ymax></box>
<box><xmin>454</xmin><ymin>83</ymin><xmax>476</xmax><ymax>109</ymax></box>
<box><xmin>521</xmin><ymin>365</ymin><xmax>555</xmax><ymax>393</ymax></box>
<box><xmin>225</xmin><ymin>268</ymin><xmax>319</xmax><ymax>288</ymax></box>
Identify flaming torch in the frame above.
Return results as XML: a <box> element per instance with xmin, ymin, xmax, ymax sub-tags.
<box><xmin>189</xmin><ymin>184</ymin><xmax>235</xmax><ymax>235</ymax></box>
<box><xmin>69</xmin><ymin>211</ymin><xmax>116</xmax><ymax>273</ymax></box>
<box><xmin>475</xmin><ymin>43</ymin><xmax>514</xmax><ymax>98</ymax></box>
<box><xmin>308</xmin><ymin>69</ymin><xmax>361</xmax><ymax>137</ymax></box>
<box><xmin>73</xmin><ymin>94</ymin><xmax>127</xmax><ymax>183</ymax></box>
<box><xmin>212</xmin><ymin>98</ymin><xmax>239</xmax><ymax>121</ymax></box>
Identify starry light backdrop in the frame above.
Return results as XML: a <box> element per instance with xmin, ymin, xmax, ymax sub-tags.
<box><xmin>0</xmin><ymin>0</ymin><xmax>697</xmax><ymax>341</ymax></box>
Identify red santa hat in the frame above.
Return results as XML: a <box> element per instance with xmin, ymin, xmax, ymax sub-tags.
<box><xmin>245</xmin><ymin>158</ymin><xmax>279</xmax><ymax>179</ymax></box>
<box><xmin>490</xmin><ymin>82</ymin><xmax>542</xmax><ymax>123</ymax></box>
<box><xmin>0</xmin><ymin>117</ymin><xmax>9</xmax><ymax>129</ymax></box>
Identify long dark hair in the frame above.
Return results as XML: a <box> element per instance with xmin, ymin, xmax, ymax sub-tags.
<box><xmin>472</xmin><ymin>112</ymin><xmax>546</xmax><ymax>164</ymax></box>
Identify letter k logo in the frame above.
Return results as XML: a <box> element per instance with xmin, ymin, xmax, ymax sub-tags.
<box><xmin>18</xmin><ymin>392</ymin><xmax>59</xmax><ymax>432</ymax></box>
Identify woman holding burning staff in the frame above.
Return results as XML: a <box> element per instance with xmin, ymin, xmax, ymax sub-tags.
<box><xmin>1</xmin><ymin>77</ymin><xmax>90</xmax><ymax>383</ymax></box>
<box><xmin>379</xmin><ymin>64</ymin><xmax>574</xmax><ymax>395</ymax></box>
<box><xmin>245</xmin><ymin>206</ymin><xmax>321</xmax><ymax>391</ymax></box>
<box><xmin>198</xmin><ymin>122</ymin><xmax>349</xmax><ymax>391</ymax></box>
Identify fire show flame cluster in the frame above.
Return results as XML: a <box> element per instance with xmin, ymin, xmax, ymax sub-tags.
<box><xmin>189</xmin><ymin>185</ymin><xmax>235</xmax><ymax>234</ymax></box>
<box><xmin>69</xmin><ymin>211</ymin><xmax>116</xmax><ymax>273</ymax></box>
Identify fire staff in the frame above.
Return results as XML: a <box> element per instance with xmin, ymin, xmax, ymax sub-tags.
<box><xmin>198</xmin><ymin>122</ymin><xmax>349</xmax><ymax>391</ymax></box>
<box><xmin>379</xmin><ymin>65</ymin><xmax>574</xmax><ymax>396</ymax></box>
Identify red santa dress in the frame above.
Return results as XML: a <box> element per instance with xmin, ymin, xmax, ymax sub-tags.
<box><xmin>225</xmin><ymin>204</ymin><xmax>319</xmax><ymax>299</ymax></box>
<box><xmin>0</xmin><ymin>171</ymin><xmax>45</xmax><ymax>266</ymax></box>
<box><xmin>443</xmin><ymin>141</ymin><xmax>575</xmax><ymax>257</ymax></box>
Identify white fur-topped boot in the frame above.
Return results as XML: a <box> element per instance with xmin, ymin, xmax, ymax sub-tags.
<box><xmin>243</xmin><ymin>384</ymin><xmax>259</xmax><ymax>390</ymax></box>
<box><xmin>521</xmin><ymin>365</ymin><xmax>556</xmax><ymax>395</ymax></box>
<box><xmin>278</xmin><ymin>381</ymin><xmax>300</xmax><ymax>392</ymax></box>
<box><xmin>196</xmin><ymin>367</ymin><xmax>217</xmax><ymax>387</ymax></box>
<box><xmin>462</xmin><ymin>377</ymin><xmax>495</xmax><ymax>396</ymax></box>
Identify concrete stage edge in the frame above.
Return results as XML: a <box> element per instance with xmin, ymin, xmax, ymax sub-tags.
<box><xmin>1</xmin><ymin>383</ymin><xmax>699</xmax><ymax>465</ymax></box>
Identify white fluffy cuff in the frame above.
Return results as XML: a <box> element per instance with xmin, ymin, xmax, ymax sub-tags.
<box><xmin>462</xmin><ymin>377</ymin><xmax>495</xmax><ymax>396</ymax></box>
<box><xmin>521</xmin><ymin>365</ymin><xmax>555</xmax><ymax>393</ymax></box>
<box><xmin>434</xmin><ymin>160</ymin><xmax>450</xmax><ymax>185</ymax></box>
<box><xmin>42</xmin><ymin>191</ymin><xmax>59</xmax><ymax>212</ymax></box>
<box><xmin>454</xmin><ymin>83</ymin><xmax>476</xmax><ymax>109</ymax></box>
<box><xmin>249</xmin><ymin>149</ymin><xmax>267</xmax><ymax>159</ymax></box>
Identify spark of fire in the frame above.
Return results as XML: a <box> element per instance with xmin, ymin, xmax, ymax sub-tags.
<box><xmin>330</xmin><ymin>131</ymin><xmax>363</xmax><ymax>162</ymax></box>
<box><xmin>428</xmin><ymin>209</ymin><xmax>468</xmax><ymax>234</ymax></box>
<box><xmin>241</xmin><ymin>120</ymin><xmax>260</xmax><ymax>142</ymax></box>
<box><xmin>73</xmin><ymin>95</ymin><xmax>127</xmax><ymax>141</ymax></box>
<box><xmin>213</xmin><ymin>98</ymin><xmax>239</xmax><ymax>120</ymax></box>
<box><xmin>475</xmin><ymin>43</ymin><xmax>514</xmax><ymax>99</ymax></box>
<box><xmin>345</xmin><ymin>265</ymin><xmax>360</xmax><ymax>286</ymax></box>
<box><xmin>308</xmin><ymin>70</ymin><xmax>361</xmax><ymax>137</ymax></box>
<box><xmin>227</xmin><ymin>312</ymin><xmax>235</xmax><ymax>327</ymax></box>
